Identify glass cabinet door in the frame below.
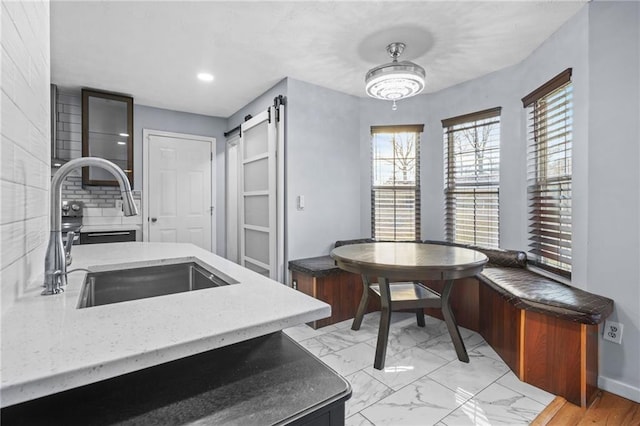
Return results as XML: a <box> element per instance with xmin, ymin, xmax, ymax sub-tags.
<box><xmin>82</xmin><ymin>89</ymin><xmax>134</xmax><ymax>187</ymax></box>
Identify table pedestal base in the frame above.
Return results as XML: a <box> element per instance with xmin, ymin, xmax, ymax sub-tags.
<box><xmin>352</xmin><ymin>276</ymin><xmax>469</xmax><ymax>369</ymax></box>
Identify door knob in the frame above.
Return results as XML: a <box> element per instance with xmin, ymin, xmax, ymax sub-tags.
<box><xmin>151</xmin><ymin>217</ymin><xmax>158</xmax><ymax>223</ymax></box>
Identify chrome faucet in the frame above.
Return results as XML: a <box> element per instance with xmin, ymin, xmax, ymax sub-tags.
<box><xmin>43</xmin><ymin>157</ymin><xmax>138</xmax><ymax>295</ymax></box>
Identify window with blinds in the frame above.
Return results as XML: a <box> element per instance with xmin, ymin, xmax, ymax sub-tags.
<box><xmin>522</xmin><ymin>68</ymin><xmax>573</xmax><ymax>277</ymax></box>
<box><xmin>371</xmin><ymin>124</ymin><xmax>423</xmax><ymax>241</ymax></box>
<box><xmin>443</xmin><ymin>108</ymin><xmax>501</xmax><ymax>248</ymax></box>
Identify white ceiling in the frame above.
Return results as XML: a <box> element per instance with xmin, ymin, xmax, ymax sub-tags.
<box><xmin>51</xmin><ymin>1</ymin><xmax>586</xmax><ymax>118</ymax></box>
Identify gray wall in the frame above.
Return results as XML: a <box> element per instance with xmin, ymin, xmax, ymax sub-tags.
<box><xmin>357</xmin><ymin>2</ymin><xmax>639</xmax><ymax>401</ymax></box>
<box><xmin>226</xmin><ymin>77</ymin><xmax>361</xmax><ymax>262</ymax></box>
<box><xmin>586</xmin><ymin>0</ymin><xmax>640</xmax><ymax>400</ymax></box>
<box><xmin>286</xmin><ymin>78</ymin><xmax>361</xmax><ymax>260</ymax></box>
<box><xmin>134</xmin><ymin>104</ymin><xmax>227</xmax><ymax>254</ymax></box>
<box><xmin>227</xmin><ymin>79</ymin><xmax>288</xmax><ymax>130</ymax></box>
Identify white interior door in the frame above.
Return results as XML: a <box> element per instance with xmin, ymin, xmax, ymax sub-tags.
<box><xmin>145</xmin><ymin>130</ymin><xmax>214</xmax><ymax>251</ymax></box>
<box><xmin>226</xmin><ymin>134</ymin><xmax>240</xmax><ymax>263</ymax></box>
<box><xmin>239</xmin><ymin>108</ymin><xmax>277</xmax><ymax>278</ymax></box>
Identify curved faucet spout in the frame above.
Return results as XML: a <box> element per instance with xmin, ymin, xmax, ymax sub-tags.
<box><xmin>43</xmin><ymin>157</ymin><xmax>138</xmax><ymax>295</ymax></box>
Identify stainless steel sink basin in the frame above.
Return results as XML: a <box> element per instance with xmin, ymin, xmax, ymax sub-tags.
<box><xmin>77</xmin><ymin>260</ymin><xmax>238</xmax><ymax>309</ymax></box>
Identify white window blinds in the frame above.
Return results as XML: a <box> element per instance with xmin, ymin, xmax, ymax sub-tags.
<box><xmin>443</xmin><ymin>108</ymin><xmax>501</xmax><ymax>248</ymax></box>
<box><xmin>371</xmin><ymin>125</ymin><xmax>423</xmax><ymax>241</ymax></box>
<box><xmin>522</xmin><ymin>68</ymin><xmax>573</xmax><ymax>277</ymax></box>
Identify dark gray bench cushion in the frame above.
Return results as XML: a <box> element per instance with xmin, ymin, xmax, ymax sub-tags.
<box><xmin>288</xmin><ymin>256</ymin><xmax>341</xmax><ymax>277</ymax></box>
<box><xmin>479</xmin><ymin>266</ymin><xmax>614</xmax><ymax>325</ymax></box>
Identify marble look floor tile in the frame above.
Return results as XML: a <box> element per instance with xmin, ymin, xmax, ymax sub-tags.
<box><xmin>320</xmin><ymin>342</ymin><xmax>376</xmax><ymax>376</ymax></box>
<box><xmin>361</xmin><ymin>376</ymin><xmax>463</xmax><ymax>426</ymax></box>
<box><xmin>469</xmin><ymin>342</ymin><xmax>503</xmax><ymax>362</ymax></box>
<box><xmin>296</xmin><ymin>336</ymin><xmax>335</xmax><ymax>357</ymax></box>
<box><xmin>345</xmin><ymin>413</ymin><xmax>374</xmax><ymax>426</ymax></box>
<box><xmin>440</xmin><ymin>382</ymin><xmax>546</xmax><ymax>425</ymax></box>
<box><xmin>361</xmin><ymin>311</ymin><xmax>417</xmax><ymax>327</ymax></box>
<box><xmin>364</xmin><ymin>328</ymin><xmax>423</xmax><ymax>357</ymax></box>
<box><xmin>344</xmin><ymin>370</ymin><xmax>394</xmax><ymax>417</ymax></box>
<box><xmin>282</xmin><ymin>324</ymin><xmax>317</xmax><ymax>341</ymax></box>
<box><xmin>366</xmin><ymin>346</ymin><xmax>449</xmax><ymax>390</ymax></box>
<box><xmin>315</xmin><ymin>327</ymin><xmax>379</xmax><ymax>352</ymax></box>
<box><xmin>282</xmin><ymin>323</ymin><xmax>337</xmax><ymax>342</ymax></box>
<box><xmin>428</xmin><ymin>352</ymin><xmax>510</xmax><ymax>396</ymax></box>
<box><xmin>396</xmin><ymin>321</ymin><xmax>446</xmax><ymax>345</ymax></box>
<box><xmin>333</xmin><ymin>317</ymin><xmax>357</xmax><ymax>330</ymax></box>
<box><xmin>496</xmin><ymin>371</ymin><xmax>556</xmax><ymax>406</ymax></box>
<box><xmin>418</xmin><ymin>328</ymin><xmax>486</xmax><ymax>361</ymax></box>
<box><xmin>419</xmin><ymin>333</ymin><xmax>462</xmax><ymax>361</ymax></box>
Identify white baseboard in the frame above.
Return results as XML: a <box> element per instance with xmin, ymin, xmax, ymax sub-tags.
<box><xmin>599</xmin><ymin>375</ymin><xmax>640</xmax><ymax>403</ymax></box>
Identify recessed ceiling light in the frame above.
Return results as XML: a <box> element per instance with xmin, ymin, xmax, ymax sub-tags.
<box><xmin>197</xmin><ymin>72</ymin><xmax>214</xmax><ymax>82</ymax></box>
<box><xmin>117</xmin><ymin>141</ymin><xmax>127</xmax><ymax>145</ymax></box>
<box><xmin>119</xmin><ymin>133</ymin><xmax>129</xmax><ymax>137</ymax></box>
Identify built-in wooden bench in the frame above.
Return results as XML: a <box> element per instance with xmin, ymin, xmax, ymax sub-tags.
<box><xmin>288</xmin><ymin>255</ymin><xmax>379</xmax><ymax>329</ymax></box>
<box><xmin>289</xmin><ymin>239</ymin><xmax>614</xmax><ymax>407</ymax></box>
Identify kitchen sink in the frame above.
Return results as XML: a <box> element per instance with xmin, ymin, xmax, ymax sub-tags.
<box><xmin>77</xmin><ymin>260</ymin><xmax>238</xmax><ymax>309</ymax></box>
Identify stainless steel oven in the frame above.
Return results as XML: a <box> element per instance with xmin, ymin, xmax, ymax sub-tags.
<box><xmin>80</xmin><ymin>230</ymin><xmax>136</xmax><ymax>244</ymax></box>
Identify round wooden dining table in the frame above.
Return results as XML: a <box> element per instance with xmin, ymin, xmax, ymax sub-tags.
<box><xmin>331</xmin><ymin>242</ymin><xmax>488</xmax><ymax>370</ymax></box>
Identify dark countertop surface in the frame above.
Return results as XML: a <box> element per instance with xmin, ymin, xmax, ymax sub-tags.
<box><xmin>1</xmin><ymin>332</ymin><xmax>351</xmax><ymax>425</ymax></box>
<box><xmin>288</xmin><ymin>256</ymin><xmax>341</xmax><ymax>277</ymax></box>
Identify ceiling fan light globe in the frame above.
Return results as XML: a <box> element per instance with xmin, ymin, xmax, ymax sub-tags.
<box><xmin>364</xmin><ymin>60</ymin><xmax>426</xmax><ymax>101</ymax></box>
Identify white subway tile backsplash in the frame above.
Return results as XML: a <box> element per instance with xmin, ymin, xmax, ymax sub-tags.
<box><xmin>57</xmin><ymin>130</ymin><xmax>81</xmax><ymax>142</ymax></box>
<box><xmin>58</xmin><ymin>112</ymin><xmax>80</xmax><ymax>124</ymax></box>
<box><xmin>122</xmin><ymin>215</ymin><xmax>143</xmax><ymax>225</ymax></box>
<box><xmin>1</xmin><ymin>92</ymin><xmax>30</xmax><ymax>148</ymax></box>
<box><xmin>1</xmin><ymin>5</ymin><xmax>30</xmax><ymax>81</ymax></box>
<box><xmin>0</xmin><ymin>181</ymin><xmax>47</xmax><ymax>224</ymax></box>
<box><xmin>1</xmin><ymin>47</ymin><xmax>18</xmax><ymax>101</ymax></box>
<box><xmin>1</xmin><ymin>216</ymin><xmax>47</xmax><ymax>270</ymax></box>
<box><xmin>101</xmin><ymin>208</ymin><xmax>122</xmax><ymax>217</ymax></box>
<box><xmin>1</xmin><ymin>243</ymin><xmax>46</xmax><ymax>312</ymax></box>
<box><xmin>1</xmin><ymin>136</ymin><xmax>16</xmax><ymax>182</ymax></box>
<box><xmin>61</xmin><ymin>122</ymin><xmax>81</xmax><ymax>133</ymax></box>
<box><xmin>61</xmin><ymin>104</ymin><xmax>81</xmax><ymax>115</ymax></box>
<box><xmin>29</xmin><ymin>121</ymin><xmax>47</xmax><ymax>157</ymax></box>
<box><xmin>1</xmin><ymin>0</ymin><xmax>50</xmax><ymax>306</ymax></box>
<box><xmin>82</xmin><ymin>216</ymin><xmax>122</xmax><ymax>226</ymax></box>
<box><xmin>58</xmin><ymin>92</ymin><xmax>81</xmax><ymax>106</ymax></box>
<box><xmin>12</xmin><ymin>142</ymin><xmax>48</xmax><ymax>189</ymax></box>
<box><xmin>82</xmin><ymin>208</ymin><xmax>103</xmax><ymax>217</ymax></box>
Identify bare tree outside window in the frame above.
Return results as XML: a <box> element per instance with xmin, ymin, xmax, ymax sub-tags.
<box><xmin>371</xmin><ymin>125</ymin><xmax>423</xmax><ymax>241</ymax></box>
<box><xmin>443</xmin><ymin>108</ymin><xmax>501</xmax><ymax>248</ymax></box>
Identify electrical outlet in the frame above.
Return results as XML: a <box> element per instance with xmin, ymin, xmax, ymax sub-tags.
<box><xmin>292</xmin><ymin>279</ymin><xmax>298</xmax><ymax>290</ymax></box>
<box><xmin>603</xmin><ymin>320</ymin><xmax>624</xmax><ymax>344</ymax></box>
<box><xmin>115</xmin><ymin>199</ymin><xmax>123</xmax><ymax>211</ymax></box>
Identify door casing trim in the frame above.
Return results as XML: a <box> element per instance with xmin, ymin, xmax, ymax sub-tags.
<box><xmin>142</xmin><ymin>128</ymin><xmax>216</xmax><ymax>252</ymax></box>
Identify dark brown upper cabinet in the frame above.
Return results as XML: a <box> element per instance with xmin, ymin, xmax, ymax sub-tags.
<box><xmin>82</xmin><ymin>89</ymin><xmax>134</xmax><ymax>187</ymax></box>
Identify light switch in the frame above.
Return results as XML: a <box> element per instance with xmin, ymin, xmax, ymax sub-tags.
<box><xmin>297</xmin><ymin>195</ymin><xmax>305</xmax><ymax>211</ymax></box>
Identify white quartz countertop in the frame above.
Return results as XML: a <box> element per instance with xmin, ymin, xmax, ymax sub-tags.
<box><xmin>0</xmin><ymin>243</ymin><xmax>330</xmax><ymax>407</ymax></box>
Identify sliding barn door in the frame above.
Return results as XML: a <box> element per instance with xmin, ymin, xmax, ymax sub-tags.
<box><xmin>239</xmin><ymin>108</ymin><xmax>278</xmax><ymax>278</ymax></box>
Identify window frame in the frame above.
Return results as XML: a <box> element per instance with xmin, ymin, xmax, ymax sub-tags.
<box><xmin>370</xmin><ymin>124</ymin><xmax>423</xmax><ymax>241</ymax></box>
<box><xmin>522</xmin><ymin>68</ymin><xmax>573</xmax><ymax>278</ymax></box>
<box><xmin>442</xmin><ymin>107</ymin><xmax>501</xmax><ymax>248</ymax></box>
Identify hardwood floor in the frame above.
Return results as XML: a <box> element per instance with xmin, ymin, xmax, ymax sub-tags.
<box><xmin>532</xmin><ymin>391</ymin><xmax>640</xmax><ymax>425</ymax></box>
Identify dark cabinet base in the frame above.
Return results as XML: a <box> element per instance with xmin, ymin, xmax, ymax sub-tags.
<box><xmin>1</xmin><ymin>332</ymin><xmax>351</xmax><ymax>425</ymax></box>
<box><xmin>293</xmin><ymin>270</ymin><xmax>380</xmax><ymax>329</ymax></box>
<box><xmin>80</xmin><ymin>230</ymin><xmax>136</xmax><ymax>244</ymax></box>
